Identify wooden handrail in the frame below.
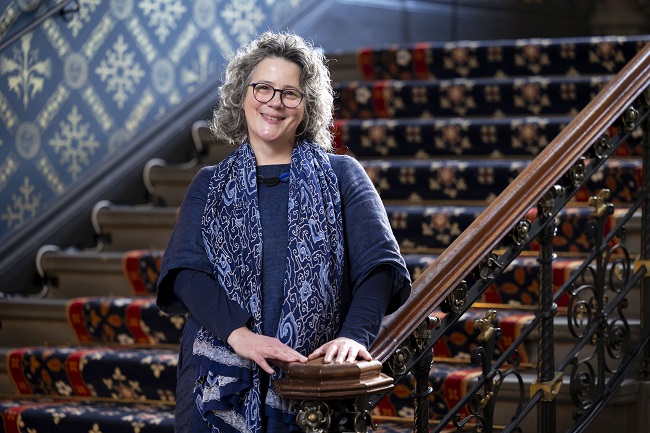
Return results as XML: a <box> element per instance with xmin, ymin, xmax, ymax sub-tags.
<box><xmin>275</xmin><ymin>42</ymin><xmax>650</xmax><ymax>402</ymax></box>
<box><xmin>370</xmin><ymin>41</ymin><xmax>650</xmax><ymax>363</ymax></box>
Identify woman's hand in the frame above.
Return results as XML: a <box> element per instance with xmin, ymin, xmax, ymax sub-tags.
<box><xmin>227</xmin><ymin>327</ymin><xmax>308</xmax><ymax>375</ymax></box>
<box><xmin>308</xmin><ymin>337</ymin><xmax>372</xmax><ymax>364</ymax></box>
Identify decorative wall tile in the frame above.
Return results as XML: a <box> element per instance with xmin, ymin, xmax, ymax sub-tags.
<box><xmin>0</xmin><ymin>0</ymin><xmax>304</xmax><ymax>244</ymax></box>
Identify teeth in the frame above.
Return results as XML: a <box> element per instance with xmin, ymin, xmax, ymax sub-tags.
<box><xmin>262</xmin><ymin>113</ymin><xmax>282</xmax><ymax>121</ymax></box>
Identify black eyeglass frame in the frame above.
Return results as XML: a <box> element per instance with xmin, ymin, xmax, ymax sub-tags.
<box><xmin>249</xmin><ymin>83</ymin><xmax>305</xmax><ymax>108</ymax></box>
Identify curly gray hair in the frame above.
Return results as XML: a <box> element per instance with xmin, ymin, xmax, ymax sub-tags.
<box><xmin>210</xmin><ymin>31</ymin><xmax>334</xmax><ymax>151</ymax></box>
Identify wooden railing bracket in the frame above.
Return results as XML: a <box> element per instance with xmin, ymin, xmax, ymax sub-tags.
<box><xmin>530</xmin><ymin>372</ymin><xmax>563</xmax><ymax>402</ymax></box>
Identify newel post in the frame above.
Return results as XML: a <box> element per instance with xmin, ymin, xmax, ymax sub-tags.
<box><xmin>273</xmin><ymin>358</ymin><xmax>394</xmax><ymax>433</ymax></box>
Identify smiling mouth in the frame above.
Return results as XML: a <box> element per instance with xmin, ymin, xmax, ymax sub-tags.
<box><xmin>261</xmin><ymin>113</ymin><xmax>284</xmax><ymax>121</ymax></box>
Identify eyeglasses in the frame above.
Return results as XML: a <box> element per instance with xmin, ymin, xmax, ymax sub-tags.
<box><xmin>249</xmin><ymin>82</ymin><xmax>305</xmax><ymax>108</ymax></box>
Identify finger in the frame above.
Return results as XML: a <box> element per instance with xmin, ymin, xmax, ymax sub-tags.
<box><xmin>324</xmin><ymin>344</ymin><xmax>338</xmax><ymax>364</ymax></box>
<box><xmin>345</xmin><ymin>346</ymin><xmax>359</xmax><ymax>363</ymax></box>
<box><xmin>335</xmin><ymin>344</ymin><xmax>350</xmax><ymax>364</ymax></box>
<box><xmin>357</xmin><ymin>347</ymin><xmax>372</xmax><ymax>361</ymax></box>
<box><xmin>255</xmin><ymin>357</ymin><xmax>276</xmax><ymax>375</ymax></box>
<box><xmin>308</xmin><ymin>348</ymin><xmax>324</xmax><ymax>360</ymax></box>
<box><xmin>278</xmin><ymin>346</ymin><xmax>309</xmax><ymax>363</ymax></box>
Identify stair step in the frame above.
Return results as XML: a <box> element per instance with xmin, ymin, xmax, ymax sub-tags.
<box><xmin>0</xmin><ymin>399</ymin><xmax>175</xmax><ymax>432</ymax></box>
<box><xmin>147</xmin><ymin>163</ymin><xmax>202</xmax><ymax>207</ymax></box>
<box><xmin>333</xmin><ymin>75</ymin><xmax>611</xmax><ymax>120</ymax></box>
<box><xmin>0</xmin><ymin>296</ymin><xmax>183</xmax><ymax>349</ymax></box>
<box><xmin>365</xmin><ymin>158</ymin><xmax>640</xmax><ymax>204</ymax></box>
<box><xmin>6</xmin><ymin>346</ymin><xmax>177</xmax><ymax>401</ymax></box>
<box><xmin>38</xmin><ymin>249</ymin><xmax>162</xmax><ymax>298</ymax></box>
<box><xmin>0</xmin><ymin>298</ymin><xmax>75</xmax><ymax>346</ymax></box>
<box><xmin>66</xmin><ymin>296</ymin><xmax>184</xmax><ymax>346</ymax></box>
<box><xmin>37</xmin><ymin>250</ymin><xmax>135</xmax><ymax>298</ymax></box>
<box><xmin>94</xmin><ymin>205</ymin><xmax>177</xmax><ymax>252</ymax></box>
<box><xmin>334</xmin><ymin>116</ymin><xmax>644</xmax><ymax>159</ymax></box>
<box><xmin>4</xmin><ymin>293</ymin><xmax>638</xmax><ymax>375</ymax></box>
<box><xmin>386</xmin><ymin>204</ymin><xmax>636</xmax><ymax>254</ymax></box>
<box><xmin>357</xmin><ymin>34</ymin><xmax>650</xmax><ymax>81</ymax></box>
<box><xmin>38</xmin><ymin>207</ymin><xmax>642</xmax><ymax>301</ymax></box>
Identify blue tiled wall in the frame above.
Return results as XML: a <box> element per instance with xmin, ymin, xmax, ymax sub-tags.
<box><xmin>0</xmin><ymin>0</ymin><xmax>305</xmax><ymax>244</ymax></box>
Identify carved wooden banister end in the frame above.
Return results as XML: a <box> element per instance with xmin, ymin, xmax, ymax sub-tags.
<box><xmin>273</xmin><ymin>357</ymin><xmax>394</xmax><ymax>400</ymax></box>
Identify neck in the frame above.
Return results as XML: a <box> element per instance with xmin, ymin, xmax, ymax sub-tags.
<box><xmin>250</xmin><ymin>140</ymin><xmax>294</xmax><ymax>165</ymax></box>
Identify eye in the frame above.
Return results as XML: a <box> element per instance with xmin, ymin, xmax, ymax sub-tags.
<box><xmin>282</xmin><ymin>89</ymin><xmax>301</xmax><ymax>100</ymax></box>
<box><xmin>255</xmin><ymin>83</ymin><xmax>272</xmax><ymax>93</ymax></box>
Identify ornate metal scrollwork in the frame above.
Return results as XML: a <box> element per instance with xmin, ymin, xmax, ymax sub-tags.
<box><xmin>606</xmin><ymin>244</ymin><xmax>631</xmax><ymax>294</ymax></box>
<box><xmin>587</xmin><ymin>189</ymin><xmax>613</xmax><ymax>218</ymax></box>
<box><xmin>562</xmin><ymin>185</ymin><xmax>636</xmax><ymax>423</ymax></box>
<box><xmin>296</xmin><ymin>401</ymin><xmax>331</xmax><ymax>433</ymax></box>
<box><xmin>413</xmin><ymin>316</ymin><xmax>439</xmax><ymax>352</ymax></box>
<box><xmin>474</xmin><ymin>309</ymin><xmax>498</xmax><ymax>342</ymax></box>
<box><xmin>509</xmin><ymin>218</ymin><xmax>532</xmax><ymax>246</ymax></box>
<box><xmin>441</xmin><ymin>281</ymin><xmax>468</xmax><ymax>313</ymax></box>
<box><xmin>605</xmin><ymin>317</ymin><xmax>631</xmax><ymax>370</ymax></box>
<box><xmin>538</xmin><ymin>185</ymin><xmax>564</xmax><ymax>220</ymax></box>
<box><xmin>388</xmin><ymin>345</ymin><xmax>411</xmax><ymax>376</ymax></box>
<box><xmin>591</xmin><ymin>134</ymin><xmax>612</xmax><ymax>160</ymax></box>
<box><xmin>474</xmin><ymin>253</ymin><xmax>503</xmax><ymax>281</ymax></box>
<box><xmin>354</xmin><ymin>397</ymin><xmax>376</xmax><ymax>433</ymax></box>
<box><xmin>621</xmin><ymin>105</ymin><xmax>639</xmax><ymax>131</ymax></box>
<box><xmin>564</xmin><ymin>156</ymin><xmax>586</xmax><ymax>187</ymax></box>
<box><xmin>569</xmin><ymin>355</ymin><xmax>598</xmax><ymax>419</ymax></box>
<box><xmin>449</xmin><ymin>311</ymin><xmax>525</xmax><ymax>433</ymax></box>
<box><xmin>567</xmin><ymin>285</ymin><xmax>598</xmax><ymax>339</ymax></box>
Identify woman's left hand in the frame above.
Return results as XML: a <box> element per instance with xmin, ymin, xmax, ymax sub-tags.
<box><xmin>308</xmin><ymin>337</ymin><xmax>372</xmax><ymax>364</ymax></box>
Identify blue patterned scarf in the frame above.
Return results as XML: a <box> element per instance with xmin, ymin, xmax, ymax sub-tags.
<box><xmin>194</xmin><ymin>141</ymin><xmax>344</xmax><ymax>433</ymax></box>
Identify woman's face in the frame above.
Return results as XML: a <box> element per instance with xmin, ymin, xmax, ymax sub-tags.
<box><xmin>244</xmin><ymin>57</ymin><xmax>305</xmax><ymax>152</ymax></box>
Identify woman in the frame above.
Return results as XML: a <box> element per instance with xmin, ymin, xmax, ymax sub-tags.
<box><xmin>157</xmin><ymin>31</ymin><xmax>411</xmax><ymax>433</ymax></box>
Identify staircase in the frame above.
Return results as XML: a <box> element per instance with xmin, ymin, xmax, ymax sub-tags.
<box><xmin>1</xmin><ymin>34</ymin><xmax>649</xmax><ymax>433</ymax></box>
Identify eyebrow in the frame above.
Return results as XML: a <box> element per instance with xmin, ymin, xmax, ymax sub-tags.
<box><xmin>253</xmin><ymin>80</ymin><xmax>302</xmax><ymax>91</ymax></box>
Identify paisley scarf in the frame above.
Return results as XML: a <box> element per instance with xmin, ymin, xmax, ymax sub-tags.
<box><xmin>194</xmin><ymin>141</ymin><xmax>344</xmax><ymax>433</ymax></box>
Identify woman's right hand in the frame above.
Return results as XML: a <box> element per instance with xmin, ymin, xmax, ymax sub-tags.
<box><xmin>227</xmin><ymin>326</ymin><xmax>308</xmax><ymax>375</ymax></box>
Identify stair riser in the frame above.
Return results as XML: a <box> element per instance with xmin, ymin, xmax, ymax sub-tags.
<box><xmin>6</xmin><ymin>348</ymin><xmax>177</xmax><ymax>401</ymax></box>
<box><xmin>336</xmin><ymin>118</ymin><xmax>644</xmax><ymax>159</ymax></box>
<box><xmin>0</xmin><ymin>320</ymin><xmax>76</xmax><ymax>347</ymax></box>
<box><xmin>358</xmin><ymin>36</ymin><xmax>650</xmax><ymax>81</ymax></box>
<box><xmin>388</xmin><ymin>207</ymin><xmax>640</xmax><ymax>254</ymax></box>
<box><xmin>333</xmin><ymin>76</ymin><xmax>610</xmax><ymax>119</ymax></box>
<box><xmin>366</xmin><ymin>159</ymin><xmax>640</xmax><ymax>204</ymax></box>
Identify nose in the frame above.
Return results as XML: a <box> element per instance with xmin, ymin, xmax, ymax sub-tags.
<box><xmin>266</xmin><ymin>90</ymin><xmax>283</xmax><ymax>107</ymax></box>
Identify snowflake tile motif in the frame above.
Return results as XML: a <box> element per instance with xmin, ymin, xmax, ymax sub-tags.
<box><xmin>49</xmin><ymin>105</ymin><xmax>100</xmax><ymax>180</ymax></box>
<box><xmin>1</xmin><ymin>176</ymin><xmax>41</xmax><ymax>228</ymax></box>
<box><xmin>66</xmin><ymin>0</ymin><xmax>102</xmax><ymax>38</ymax></box>
<box><xmin>221</xmin><ymin>0</ymin><xmax>266</xmax><ymax>45</ymax></box>
<box><xmin>95</xmin><ymin>34</ymin><xmax>146</xmax><ymax>110</ymax></box>
<box><xmin>138</xmin><ymin>0</ymin><xmax>188</xmax><ymax>44</ymax></box>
